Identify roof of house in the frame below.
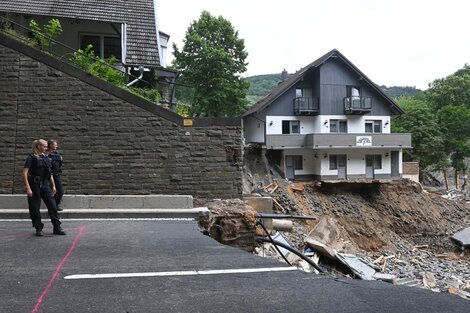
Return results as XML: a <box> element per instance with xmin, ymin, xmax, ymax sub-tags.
<box><xmin>0</xmin><ymin>0</ymin><xmax>161</xmax><ymax>67</ymax></box>
<box><xmin>243</xmin><ymin>49</ymin><xmax>404</xmax><ymax>117</ymax></box>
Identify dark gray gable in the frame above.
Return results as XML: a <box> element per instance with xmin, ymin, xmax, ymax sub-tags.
<box><xmin>243</xmin><ymin>49</ymin><xmax>404</xmax><ymax>117</ymax></box>
<box><xmin>0</xmin><ymin>0</ymin><xmax>160</xmax><ymax>67</ymax></box>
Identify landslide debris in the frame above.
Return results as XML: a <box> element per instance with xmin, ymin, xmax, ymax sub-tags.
<box><xmin>263</xmin><ymin>178</ymin><xmax>470</xmax><ymax>297</ymax></box>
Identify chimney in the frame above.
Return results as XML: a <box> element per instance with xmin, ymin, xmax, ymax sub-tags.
<box><xmin>281</xmin><ymin>69</ymin><xmax>288</xmax><ymax>81</ymax></box>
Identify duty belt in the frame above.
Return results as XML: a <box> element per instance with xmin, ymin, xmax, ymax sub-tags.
<box><xmin>30</xmin><ymin>175</ymin><xmax>48</xmax><ymax>183</ymax></box>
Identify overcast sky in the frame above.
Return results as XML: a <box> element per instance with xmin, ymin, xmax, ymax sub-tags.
<box><xmin>157</xmin><ymin>0</ymin><xmax>469</xmax><ymax>90</ymax></box>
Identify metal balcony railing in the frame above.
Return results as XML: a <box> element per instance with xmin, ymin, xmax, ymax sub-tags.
<box><xmin>265</xmin><ymin>133</ymin><xmax>412</xmax><ymax>149</ymax></box>
<box><xmin>344</xmin><ymin>96</ymin><xmax>372</xmax><ymax>114</ymax></box>
<box><xmin>293</xmin><ymin>97</ymin><xmax>319</xmax><ymax>115</ymax></box>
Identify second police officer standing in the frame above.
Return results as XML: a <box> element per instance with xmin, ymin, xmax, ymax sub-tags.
<box><xmin>48</xmin><ymin>139</ymin><xmax>64</xmax><ymax>211</ymax></box>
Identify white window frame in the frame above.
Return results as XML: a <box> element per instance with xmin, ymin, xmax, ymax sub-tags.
<box><xmin>79</xmin><ymin>33</ymin><xmax>121</xmax><ymax>60</ymax></box>
<box><xmin>365</xmin><ymin>120</ymin><xmax>382</xmax><ymax>133</ymax></box>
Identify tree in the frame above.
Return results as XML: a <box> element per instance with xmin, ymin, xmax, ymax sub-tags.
<box><xmin>392</xmin><ymin>97</ymin><xmax>447</xmax><ymax>179</ymax></box>
<box><xmin>427</xmin><ymin>65</ymin><xmax>470</xmax><ymax>110</ymax></box>
<box><xmin>426</xmin><ymin>64</ymin><xmax>470</xmax><ymax>188</ymax></box>
<box><xmin>437</xmin><ymin>105</ymin><xmax>470</xmax><ymax>188</ymax></box>
<box><xmin>172</xmin><ymin>11</ymin><xmax>249</xmax><ymax>117</ymax></box>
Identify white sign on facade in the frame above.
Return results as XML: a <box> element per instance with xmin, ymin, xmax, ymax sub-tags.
<box><xmin>356</xmin><ymin>136</ymin><xmax>372</xmax><ymax>146</ymax></box>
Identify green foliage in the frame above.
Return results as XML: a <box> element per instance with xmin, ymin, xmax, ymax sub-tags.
<box><xmin>130</xmin><ymin>87</ymin><xmax>161</xmax><ymax>103</ymax></box>
<box><xmin>425</xmin><ymin>65</ymin><xmax>470</xmax><ymax>176</ymax></box>
<box><xmin>175</xmin><ymin>104</ymin><xmax>191</xmax><ymax>117</ymax></box>
<box><xmin>379</xmin><ymin>85</ymin><xmax>422</xmax><ymax>99</ymax></box>
<box><xmin>29</xmin><ymin>19</ymin><xmax>62</xmax><ymax>51</ymax></box>
<box><xmin>394</xmin><ymin>64</ymin><xmax>470</xmax><ymax>182</ymax></box>
<box><xmin>70</xmin><ymin>45</ymin><xmax>124</xmax><ymax>85</ymax></box>
<box><xmin>426</xmin><ymin>65</ymin><xmax>470</xmax><ymax>109</ymax></box>
<box><xmin>69</xmin><ymin>44</ymin><xmax>160</xmax><ymax>103</ymax></box>
<box><xmin>245</xmin><ymin>74</ymin><xmax>282</xmax><ymax>105</ymax></box>
<box><xmin>392</xmin><ymin>97</ymin><xmax>446</xmax><ymax>170</ymax></box>
<box><xmin>437</xmin><ymin>105</ymin><xmax>470</xmax><ymax>171</ymax></box>
<box><xmin>172</xmin><ymin>11</ymin><xmax>249</xmax><ymax>117</ymax></box>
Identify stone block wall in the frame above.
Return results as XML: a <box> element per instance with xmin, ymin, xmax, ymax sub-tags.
<box><xmin>0</xmin><ymin>34</ymin><xmax>242</xmax><ymax>198</ymax></box>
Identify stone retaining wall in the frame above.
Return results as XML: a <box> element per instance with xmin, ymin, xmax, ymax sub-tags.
<box><xmin>0</xmin><ymin>33</ymin><xmax>242</xmax><ymax>198</ymax></box>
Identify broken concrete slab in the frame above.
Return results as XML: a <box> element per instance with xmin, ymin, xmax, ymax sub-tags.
<box><xmin>372</xmin><ymin>273</ymin><xmax>396</xmax><ymax>283</ymax></box>
<box><xmin>306</xmin><ymin>217</ymin><xmax>339</xmax><ymax>247</ymax></box>
<box><xmin>393</xmin><ymin>277</ymin><xmax>422</xmax><ymax>287</ymax></box>
<box><xmin>336</xmin><ymin>253</ymin><xmax>377</xmax><ymax>280</ymax></box>
<box><xmin>305</xmin><ymin>238</ymin><xmax>338</xmax><ymax>260</ymax></box>
<box><xmin>451</xmin><ymin>227</ymin><xmax>470</xmax><ymax>253</ymax></box>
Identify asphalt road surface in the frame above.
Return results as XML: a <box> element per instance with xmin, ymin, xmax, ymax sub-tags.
<box><xmin>1</xmin><ymin>219</ymin><xmax>469</xmax><ymax>313</ymax></box>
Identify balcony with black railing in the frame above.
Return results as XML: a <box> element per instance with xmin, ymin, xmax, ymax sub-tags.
<box><xmin>344</xmin><ymin>96</ymin><xmax>372</xmax><ymax>114</ymax></box>
<box><xmin>293</xmin><ymin>97</ymin><xmax>319</xmax><ymax>115</ymax></box>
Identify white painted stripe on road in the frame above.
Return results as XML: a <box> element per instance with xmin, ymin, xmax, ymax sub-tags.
<box><xmin>64</xmin><ymin>267</ymin><xmax>298</xmax><ymax>280</ymax></box>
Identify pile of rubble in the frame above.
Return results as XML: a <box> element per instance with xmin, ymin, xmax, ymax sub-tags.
<box><xmin>250</xmin><ymin>179</ymin><xmax>470</xmax><ymax>300</ymax></box>
<box><xmin>203</xmin><ymin>154</ymin><xmax>470</xmax><ymax>300</ymax></box>
<box><xmin>441</xmin><ymin>189</ymin><xmax>470</xmax><ymax>203</ymax></box>
<box><xmin>253</xmin><ymin>218</ymin><xmax>470</xmax><ymax>300</ymax></box>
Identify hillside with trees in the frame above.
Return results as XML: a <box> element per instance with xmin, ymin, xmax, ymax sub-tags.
<box><xmin>378</xmin><ymin>85</ymin><xmax>423</xmax><ymax>99</ymax></box>
<box><xmin>245</xmin><ymin>74</ymin><xmax>282</xmax><ymax>104</ymax></box>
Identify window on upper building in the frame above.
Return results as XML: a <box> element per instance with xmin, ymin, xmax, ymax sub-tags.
<box><xmin>79</xmin><ymin>34</ymin><xmax>121</xmax><ymax>60</ymax></box>
<box><xmin>282</xmin><ymin>120</ymin><xmax>300</xmax><ymax>134</ymax></box>
<box><xmin>295</xmin><ymin>88</ymin><xmax>303</xmax><ymax>97</ymax></box>
<box><xmin>330</xmin><ymin>120</ymin><xmax>348</xmax><ymax>133</ymax></box>
<box><xmin>347</xmin><ymin>86</ymin><xmax>360</xmax><ymax>97</ymax></box>
<box><xmin>365</xmin><ymin>120</ymin><xmax>382</xmax><ymax>133</ymax></box>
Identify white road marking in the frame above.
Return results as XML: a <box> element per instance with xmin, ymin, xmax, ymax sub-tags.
<box><xmin>64</xmin><ymin>267</ymin><xmax>298</xmax><ymax>280</ymax></box>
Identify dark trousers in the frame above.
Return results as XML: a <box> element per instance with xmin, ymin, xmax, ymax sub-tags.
<box><xmin>53</xmin><ymin>174</ymin><xmax>64</xmax><ymax>206</ymax></box>
<box><xmin>27</xmin><ymin>179</ymin><xmax>61</xmax><ymax>230</ymax></box>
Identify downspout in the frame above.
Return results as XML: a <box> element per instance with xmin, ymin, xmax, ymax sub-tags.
<box><xmin>126</xmin><ymin>65</ymin><xmax>144</xmax><ymax>87</ymax></box>
<box><xmin>153</xmin><ymin>0</ymin><xmax>163</xmax><ymax>66</ymax></box>
<box><xmin>121</xmin><ymin>23</ymin><xmax>127</xmax><ymax>70</ymax></box>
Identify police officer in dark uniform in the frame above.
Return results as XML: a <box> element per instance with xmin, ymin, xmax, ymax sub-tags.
<box><xmin>22</xmin><ymin>139</ymin><xmax>66</xmax><ymax>237</ymax></box>
<box><xmin>48</xmin><ymin>139</ymin><xmax>64</xmax><ymax>211</ymax></box>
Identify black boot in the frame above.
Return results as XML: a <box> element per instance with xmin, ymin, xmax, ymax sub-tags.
<box><xmin>36</xmin><ymin>229</ymin><xmax>44</xmax><ymax>237</ymax></box>
<box><xmin>53</xmin><ymin>227</ymin><xmax>66</xmax><ymax>235</ymax></box>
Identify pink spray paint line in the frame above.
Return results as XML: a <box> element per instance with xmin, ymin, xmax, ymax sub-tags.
<box><xmin>31</xmin><ymin>226</ymin><xmax>86</xmax><ymax>313</ymax></box>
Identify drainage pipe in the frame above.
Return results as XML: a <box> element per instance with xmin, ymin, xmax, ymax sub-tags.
<box><xmin>255</xmin><ymin>236</ymin><xmax>325</xmax><ymax>273</ymax></box>
<box><xmin>126</xmin><ymin>65</ymin><xmax>145</xmax><ymax>87</ymax></box>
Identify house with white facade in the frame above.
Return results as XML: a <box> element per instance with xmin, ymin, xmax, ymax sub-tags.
<box><xmin>243</xmin><ymin>49</ymin><xmax>412</xmax><ymax>180</ymax></box>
